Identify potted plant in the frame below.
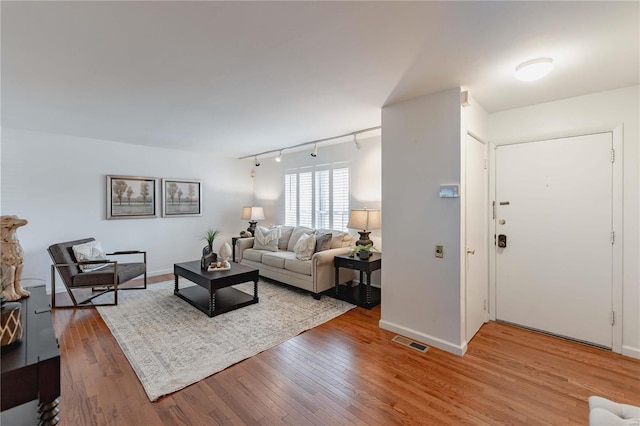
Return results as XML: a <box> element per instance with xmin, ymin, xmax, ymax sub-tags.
<box><xmin>348</xmin><ymin>243</ymin><xmax>376</xmax><ymax>260</ymax></box>
<box><xmin>201</xmin><ymin>228</ymin><xmax>220</xmax><ymax>256</ymax></box>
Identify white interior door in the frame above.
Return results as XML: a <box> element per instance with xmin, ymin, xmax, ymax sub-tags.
<box><xmin>465</xmin><ymin>134</ymin><xmax>488</xmax><ymax>343</ymax></box>
<box><xmin>495</xmin><ymin>132</ymin><xmax>613</xmax><ymax>348</ymax></box>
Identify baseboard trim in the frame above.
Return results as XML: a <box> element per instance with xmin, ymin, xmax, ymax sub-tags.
<box><xmin>622</xmin><ymin>345</ymin><xmax>640</xmax><ymax>360</ymax></box>
<box><xmin>379</xmin><ymin>319</ymin><xmax>466</xmax><ymax>356</ymax></box>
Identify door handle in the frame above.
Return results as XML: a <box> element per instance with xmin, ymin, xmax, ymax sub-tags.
<box><xmin>466</xmin><ymin>249</ymin><xmax>475</xmax><ymax>255</ymax></box>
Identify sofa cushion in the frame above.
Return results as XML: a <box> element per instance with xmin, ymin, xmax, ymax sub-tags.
<box><xmin>314</xmin><ymin>231</ymin><xmax>333</xmax><ymax>253</ymax></box>
<box><xmin>243</xmin><ymin>248</ymin><xmax>268</xmax><ymax>262</ymax></box>
<box><xmin>294</xmin><ymin>233</ymin><xmax>316</xmax><ymax>261</ymax></box>
<box><xmin>253</xmin><ymin>226</ymin><xmax>280</xmax><ymax>251</ymax></box>
<box><xmin>262</xmin><ymin>251</ymin><xmax>296</xmax><ymax>268</ymax></box>
<box><xmin>287</xmin><ymin>226</ymin><xmax>314</xmax><ymax>251</ymax></box>
<box><xmin>284</xmin><ymin>258</ymin><xmax>312</xmax><ymax>276</ymax></box>
<box><xmin>277</xmin><ymin>226</ymin><xmax>294</xmax><ymax>250</ymax></box>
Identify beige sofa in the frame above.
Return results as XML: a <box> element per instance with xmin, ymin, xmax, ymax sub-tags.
<box><xmin>235</xmin><ymin>226</ymin><xmax>355</xmax><ymax>299</ymax></box>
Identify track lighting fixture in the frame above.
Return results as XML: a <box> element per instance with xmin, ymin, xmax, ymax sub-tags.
<box><xmin>238</xmin><ymin>125</ymin><xmax>381</xmax><ymax>161</ymax></box>
<box><xmin>353</xmin><ymin>134</ymin><xmax>361</xmax><ymax>150</ymax></box>
<box><xmin>250</xmin><ymin>168</ymin><xmax>255</xmax><ymax>178</ymax></box>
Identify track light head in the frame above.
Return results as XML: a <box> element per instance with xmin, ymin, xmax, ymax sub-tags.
<box><xmin>353</xmin><ymin>134</ymin><xmax>361</xmax><ymax>150</ymax></box>
<box><xmin>310</xmin><ymin>144</ymin><xmax>318</xmax><ymax>157</ymax></box>
<box><xmin>254</xmin><ymin>156</ymin><xmax>260</xmax><ymax>167</ymax></box>
<box><xmin>250</xmin><ymin>168</ymin><xmax>255</xmax><ymax>178</ymax></box>
<box><xmin>275</xmin><ymin>151</ymin><xmax>282</xmax><ymax>162</ymax></box>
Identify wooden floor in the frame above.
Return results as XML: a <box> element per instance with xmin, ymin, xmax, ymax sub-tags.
<box><xmin>51</xmin><ymin>274</ymin><xmax>640</xmax><ymax>425</ymax></box>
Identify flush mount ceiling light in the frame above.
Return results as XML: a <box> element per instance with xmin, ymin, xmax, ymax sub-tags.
<box><xmin>515</xmin><ymin>57</ymin><xmax>554</xmax><ymax>82</ymax></box>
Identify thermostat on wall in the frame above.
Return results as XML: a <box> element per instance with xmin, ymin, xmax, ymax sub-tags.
<box><xmin>439</xmin><ymin>185</ymin><xmax>459</xmax><ymax>198</ymax></box>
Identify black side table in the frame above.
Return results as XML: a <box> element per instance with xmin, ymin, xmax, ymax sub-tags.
<box><xmin>333</xmin><ymin>253</ymin><xmax>381</xmax><ymax>309</ymax></box>
<box><xmin>232</xmin><ymin>237</ymin><xmax>240</xmax><ymax>262</ymax></box>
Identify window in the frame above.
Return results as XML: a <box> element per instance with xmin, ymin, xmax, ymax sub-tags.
<box><xmin>285</xmin><ymin>164</ymin><xmax>350</xmax><ymax>230</ymax></box>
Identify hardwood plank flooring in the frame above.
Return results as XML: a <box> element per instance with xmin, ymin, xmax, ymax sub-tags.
<box><xmin>50</xmin><ymin>274</ymin><xmax>640</xmax><ymax>425</ymax></box>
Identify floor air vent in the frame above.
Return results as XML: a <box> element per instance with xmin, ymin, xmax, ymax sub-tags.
<box><xmin>392</xmin><ymin>335</ymin><xmax>429</xmax><ymax>353</ymax></box>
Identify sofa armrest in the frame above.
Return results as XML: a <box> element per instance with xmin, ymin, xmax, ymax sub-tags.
<box><xmin>235</xmin><ymin>237</ymin><xmax>254</xmax><ymax>262</ymax></box>
<box><xmin>312</xmin><ymin>247</ymin><xmax>350</xmax><ymax>266</ymax></box>
<box><xmin>311</xmin><ymin>247</ymin><xmax>353</xmax><ymax>294</ymax></box>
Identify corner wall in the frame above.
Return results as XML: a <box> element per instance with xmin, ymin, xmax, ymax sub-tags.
<box><xmin>1</xmin><ymin>128</ymin><xmax>254</xmax><ymax>293</ymax></box>
<box><xmin>489</xmin><ymin>85</ymin><xmax>640</xmax><ymax>359</ymax></box>
<box><xmin>380</xmin><ymin>87</ymin><xmax>464</xmax><ymax>354</ymax></box>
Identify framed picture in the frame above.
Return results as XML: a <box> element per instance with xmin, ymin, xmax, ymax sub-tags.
<box><xmin>162</xmin><ymin>178</ymin><xmax>202</xmax><ymax>217</ymax></box>
<box><xmin>107</xmin><ymin>175</ymin><xmax>158</xmax><ymax>219</ymax></box>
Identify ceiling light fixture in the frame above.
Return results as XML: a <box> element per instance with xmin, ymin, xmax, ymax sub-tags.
<box><xmin>514</xmin><ymin>57</ymin><xmax>554</xmax><ymax>82</ymax></box>
<box><xmin>310</xmin><ymin>144</ymin><xmax>318</xmax><ymax>157</ymax></box>
<box><xmin>275</xmin><ymin>151</ymin><xmax>282</xmax><ymax>162</ymax></box>
<box><xmin>353</xmin><ymin>134</ymin><xmax>361</xmax><ymax>150</ymax></box>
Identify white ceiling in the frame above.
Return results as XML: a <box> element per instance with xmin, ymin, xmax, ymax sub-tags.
<box><xmin>2</xmin><ymin>1</ymin><xmax>638</xmax><ymax>157</ymax></box>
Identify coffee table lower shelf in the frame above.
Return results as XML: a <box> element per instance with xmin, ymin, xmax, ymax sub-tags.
<box><xmin>175</xmin><ymin>286</ymin><xmax>258</xmax><ymax>317</ymax></box>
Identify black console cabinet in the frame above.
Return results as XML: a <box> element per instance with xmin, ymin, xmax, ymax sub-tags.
<box><xmin>1</xmin><ymin>285</ymin><xmax>60</xmax><ymax>425</ymax></box>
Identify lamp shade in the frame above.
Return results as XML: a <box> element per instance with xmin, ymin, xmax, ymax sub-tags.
<box><xmin>347</xmin><ymin>209</ymin><xmax>381</xmax><ymax>231</ymax></box>
<box><xmin>240</xmin><ymin>206</ymin><xmax>265</xmax><ymax>221</ymax></box>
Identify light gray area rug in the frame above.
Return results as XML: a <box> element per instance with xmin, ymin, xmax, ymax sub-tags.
<box><xmin>96</xmin><ymin>280</ymin><xmax>354</xmax><ymax>402</ymax></box>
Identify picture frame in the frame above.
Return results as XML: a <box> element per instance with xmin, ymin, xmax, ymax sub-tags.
<box><xmin>162</xmin><ymin>178</ymin><xmax>202</xmax><ymax>217</ymax></box>
<box><xmin>107</xmin><ymin>175</ymin><xmax>158</xmax><ymax>219</ymax></box>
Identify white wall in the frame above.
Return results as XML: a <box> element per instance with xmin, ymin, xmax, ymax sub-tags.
<box><xmin>1</xmin><ymin>128</ymin><xmax>254</xmax><ymax>293</ymax></box>
<box><xmin>489</xmin><ymin>85</ymin><xmax>640</xmax><ymax>359</ymax></box>
<box><xmin>380</xmin><ymin>87</ymin><xmax>465</xmax><ymax>355</ymax></box>
<box><xmin>252</xmin><ymin>135</ymin><xmax>383</xmax><ymax>285</ymax></box>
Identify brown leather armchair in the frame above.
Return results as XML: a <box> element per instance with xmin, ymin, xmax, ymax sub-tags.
<box><xmin>47</xmin><ymin>238</ymin><xmax>146</xmax><ymax>308</ymax></box>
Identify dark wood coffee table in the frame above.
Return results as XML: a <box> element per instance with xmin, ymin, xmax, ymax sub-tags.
<box><xmin>174</xmin><ymin>261</ymin><xmax>259</xmax><ymax>317</ymax></box>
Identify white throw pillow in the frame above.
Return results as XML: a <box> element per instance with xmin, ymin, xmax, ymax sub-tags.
<box><xmin>253</xmin><ymin>226</ymin><xmax>280</xmax><ymax>252</ymax></box>
<box><xmin>293</xmin><ymin>232</ymin><xmax>316</xmax><ymax>261</ymax></box>
<box><xmin>72</xmin><ymin>240</ymin><xmax>109</xmax><ymax>272</ymax></box>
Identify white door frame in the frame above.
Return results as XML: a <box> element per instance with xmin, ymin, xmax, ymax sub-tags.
<box><xmin>488</xmin><ymin>125</ymin><xmax>623</xmax><ymax>353</ymax></box>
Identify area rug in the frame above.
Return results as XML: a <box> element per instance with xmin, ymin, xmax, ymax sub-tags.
<box><xmin>96</xmin><ymin>280</ymin><xmax>354</xmax><ymax>401</ymax></box>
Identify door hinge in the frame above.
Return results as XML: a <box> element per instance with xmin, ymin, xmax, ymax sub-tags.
<box><xmin>492</xmin><ymin>201</ymin><xmax>496</xmax><ymax>220</ymax></box>
<box><xmin>610</xmin><ymin>311</ymin><xmax>615</xmax><ymax>326</ymax></box>
<box><xmin>610</xmin><ymin>231</ymin><xmax>615</xmax><ymax>244</ymax></box>
<box><xmin>483</xmin><ymin>299</ymin><xmax>487</xmax><ymax>311</ymax></box>
<box><xmin>484</xmin><ymin>159</ymin><xmax>488</xmax><ymax>170</ymax></box>
<box><xmin>611</xmin><ymin>149</ymin><xmax>615</xmax><ymax>163</ymax></box>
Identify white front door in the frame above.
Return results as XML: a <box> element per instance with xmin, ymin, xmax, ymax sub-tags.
<box><xmin>495</xmin><ymin>132</ymin><xmax>613</xmax><ymax>348</ymax></box>
<box><xmin>466</xmin><ymin>134</ymin><xmax>488</xmax><ymax>343</ymax></box>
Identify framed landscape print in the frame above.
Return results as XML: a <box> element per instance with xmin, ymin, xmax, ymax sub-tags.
<box><xmin>107</xmin><ymin>175</ymin><xmax>157</xmax><ymax>219</ymax></box>
<box><xmin>162</xmin><ymin>178</ymin><xmax>202</xmax><ymax>217</ymax></box>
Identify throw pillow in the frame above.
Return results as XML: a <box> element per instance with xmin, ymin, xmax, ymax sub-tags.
<box><xmin>293</xmin><ymin>232</ymin><xmax>316</xmax><ymax>261</ymax></box>
<box><xmin>72</xmin><ymin>240</ymin><xmax>109</xmax><ymax>272</ymax></box>
<box><xmin>277</xmin><ymin>225</ymin><xmax>294</xmax><ymax>251</ymax></box>
<box><xmin>253</xmin><ymin>226</ymin><xmax>280</xmax><ymax>252</ymax></box>
<box><xmin>287</xmin><ymin>226</ymin><xmax>314</xmax><ymax>252</ymax></box>
<box><xmin>314</xmin><ymin>231</ymin><xmax>333</xmax><ymax>253</ymax></box>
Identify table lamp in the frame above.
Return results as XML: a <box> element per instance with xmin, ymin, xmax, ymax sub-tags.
<box><xmin>347</xmin><ymin>208</ymin><xmax>381</xmax><ymax>246</ymax></box>
<box><xmin>241</xmin><ymin>206</ymin><xmax>265</xmax><ymax>235</ymax></box>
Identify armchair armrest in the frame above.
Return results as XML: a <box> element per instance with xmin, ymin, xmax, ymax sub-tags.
<box><xmin>235</xmin><ymin>238</ymin><xmax>254</xmax><ymax>262</ymax></box>
<box><xmin>107</xmin><ymin>250</ymin><xmax>145</xmax><ymax>255</ymax></box>
<box><xmin>52</xmin><ymin>260</ymin><xmax>117</xmax><ymax>268</ymax></box>
<box><xmin>106</xmin><ymin>250</ymin><xmax>147</xmax><ymax>264</ymax></box>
